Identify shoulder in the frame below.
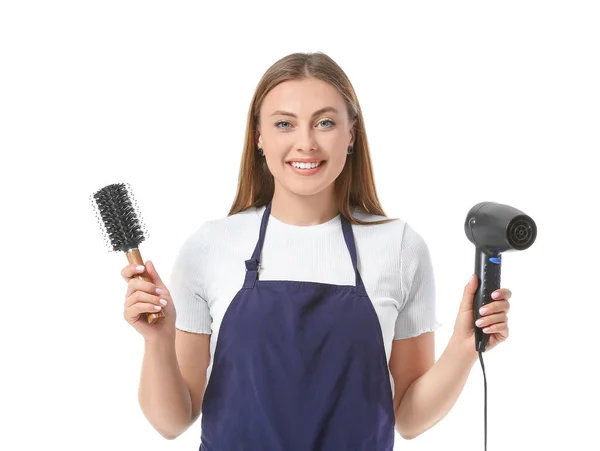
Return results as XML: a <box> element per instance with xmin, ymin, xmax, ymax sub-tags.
<box><xmin>176</xmin><ymin>207</ymin><xmax>262</xmax><ymax>255</ymax></box>
<box><xmin>196</xmin><ymin>206</ymin><xmax>261</xmax><ymax>239</ymax></box>
<box><xmin>350</xmin><ymin>209</ymin><xmax>430</xmax><ymax>265</ymax></box>
<box><xmin>350</xmin><ymin>209</ymin><xmax>407</xmax><ymax>246</ymax></box>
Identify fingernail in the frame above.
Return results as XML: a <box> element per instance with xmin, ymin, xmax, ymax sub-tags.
<box><xmin>476</xmin><ymin>319</ymin><xmax>484</xmax><ymax>326</ymax></box>
<box><xmin>155</xmin><ymin>288</ymin><xmax>163</xmax><ymax>295</ymax></box>
<box><xmin>159</xmin><ymin>299</ymin><xmax>167</xmax><ymax>306</ymax></box>
<box><xmin>480</xmin><ymin>307</ymin><xmax>488</xmax><ymax>315</ymax></box>
<box><xmin>468</xmin><ymin>275</ymin><xmax>473</xmax><ymax>284</ymax></box>
<box><xmin>482</xmin><ymin>327</ymin><xmax>491</xmax><ymax>333</ymax></box>
<box><xmin>492</xmin><ymin>292</ymin><xmax>500</xmax><ymax>299</ymax></box>
<box><xmin>154</xmin><ymin>305</ymin><xmax>162</xmax><ymax>310</ymax></box>
<box><xmin>136</xmin><ymin>265</ymin><xmax>145</xmax><ymax>272</ymax></box>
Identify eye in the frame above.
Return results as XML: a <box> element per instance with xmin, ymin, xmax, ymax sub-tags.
<box><xmin>319</xmin><ymin>119</ymin><xmax>335</xmax><ymax>128</ymax></box>
<box><xmin>275</xmin><ymin>121</ymin><xmax>291</xmax><ymax>129</ymax></box>
<box><xmin>274</xmin><ymin>119</ymin><xmax>336</xmax><ymax>129</ymax></box>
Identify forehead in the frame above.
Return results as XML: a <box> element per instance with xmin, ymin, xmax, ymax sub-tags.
<box><xmin>261</xmin><ymin>78</ymin><xmax>346</xmax><ymax>115</ymax></box>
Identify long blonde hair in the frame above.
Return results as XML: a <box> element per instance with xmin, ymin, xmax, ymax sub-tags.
<box><xmin>228</xmin><ymin>51</ymin><xmax>394</xmax><ymax>225</ymax></box>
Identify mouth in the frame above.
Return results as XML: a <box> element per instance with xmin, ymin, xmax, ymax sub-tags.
<box><xmin>286</xmin><ymin>160</ymin><xmax>326</xmax><ymax>175</ymax></box>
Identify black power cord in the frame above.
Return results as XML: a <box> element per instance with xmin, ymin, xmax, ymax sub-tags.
<box><xmin>478</xmin><ymin>350</ymin><xmax>487</xmax><ymax>451</ymax></box>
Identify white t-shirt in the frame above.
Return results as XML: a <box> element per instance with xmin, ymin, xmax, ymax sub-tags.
<box><xmin>169</xmin><ymin>205</ymin><xmax>443</xmax><ymax>387</ymax></box>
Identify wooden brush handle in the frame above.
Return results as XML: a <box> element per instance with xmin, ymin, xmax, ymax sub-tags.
<box><xmin>126</xmin><ymin>248</ymin><xmax>165</xmax><ymax>324</ymax></box>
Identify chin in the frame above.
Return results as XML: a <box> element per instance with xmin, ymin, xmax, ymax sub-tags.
<box><xmin>278</xmin><ymin>180</ymin><xmax>334</xmax><ymax>198</ymax></box>
<box><xmin>289</xmin><ymin>184</ymin><xmax>328</xmax><ymax>197</ymax></box>
<box><xmin>277</xmin><ymin>162</ymin><xmax>344</xmax><ymax>195</ymax></box>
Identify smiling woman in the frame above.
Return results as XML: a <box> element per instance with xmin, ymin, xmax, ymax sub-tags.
<box><xmin>134</xmin><ymin>51</ymin><xmax>444</xmax><ymax>451</ymax></box>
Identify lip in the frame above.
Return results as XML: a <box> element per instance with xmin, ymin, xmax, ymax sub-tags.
<box><xmin>286</xmin><ymin>160</ymin><xmax>326</xmax><ymax>176</ymax></box>
<box><xmin>285</xmin><ymin>158</ymin><xmax>325</xmax><ymax>163</ymax></box>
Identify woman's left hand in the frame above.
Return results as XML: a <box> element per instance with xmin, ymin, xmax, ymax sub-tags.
<box><xmin>452</xmin><ymin>274</ymin><xmax>512</xmax><ymax>353</ymax></box>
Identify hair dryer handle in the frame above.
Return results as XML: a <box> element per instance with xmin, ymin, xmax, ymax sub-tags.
<box><xmin>474</xmin><ymin>249</ymin><xmax>502</xmax><ymax>352</ymax></box>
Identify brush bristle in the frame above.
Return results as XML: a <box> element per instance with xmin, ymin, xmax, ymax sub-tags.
<box><xmin>90</xmin><ymin>182</ymin><xmax>149</xmax><ymax>253</ymax></box>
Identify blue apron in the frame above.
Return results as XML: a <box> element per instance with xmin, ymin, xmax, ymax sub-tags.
<box><xmin>200</xmin><ymin>202</ymin><xmax>395</xmax><ymax>450</ymax></box>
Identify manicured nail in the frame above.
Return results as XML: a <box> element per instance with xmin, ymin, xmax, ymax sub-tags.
<box><xmin>159</xmin><ymin>299</ymin><xmax>167</xmax><ymax>306</ymax></box>
<box><xmin>492</xmin><ymin>291</ymin><xmax>500</xmax><ymax>299</ymax></box>
<box><xmin>476</xmin><ymin>319</ymin><xmax>484</xmax><ymax>326</ymax></box>
<box><xmin>154</xmin><ymin>305</ymin><xmax>162</xmax><ymax>310</ymax></box>
<box><xmin>482</xmin><ymin>327</ymin><xmax>491</xmax><ymax>333</ymax></box>
<box><xmin>479</xmin><ymin>307</ymin><xmax>488</xmax><ymax>315</ymax></box>
<box><xmin>155</xmin><ymin>288</ymin><xmax>163</xmax><ymax>295</ymax></box>
<box><xmin>136</xmin><ymin>265</ymin><xmax>145</xmax><ymax>272</ymax></box>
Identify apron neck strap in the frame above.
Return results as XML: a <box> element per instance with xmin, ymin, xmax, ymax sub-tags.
<box><xmin>244</xmin><ymin>201</ymin><xmax>366</xmax><ymax>291</ymax></box>
<box><xmin>340</xmin><ymin>213</ymin><xmax>366</xmax><ymax>290</ymax></box>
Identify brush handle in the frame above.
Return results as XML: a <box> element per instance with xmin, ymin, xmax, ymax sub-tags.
<box><xmin>474</xmin><ymin>249</ymin><xmax>502</xmax><ymax>352</ymax></box>
<box><xmin>126</xmin><ymin>249</ymin><xmax>165</xmax><ymax>324</ymax></box>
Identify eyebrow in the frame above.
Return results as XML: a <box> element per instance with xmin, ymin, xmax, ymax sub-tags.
<box><xmin>269</xmin><ymin>106</ymin><xmax>339</xmax><ymax>118</ymax></box>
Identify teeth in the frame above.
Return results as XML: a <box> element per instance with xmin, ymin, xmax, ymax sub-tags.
<box><xmin>290</xmin><ymin>161</ymin><xmax>322</xmax><ymax>169</ymax></box>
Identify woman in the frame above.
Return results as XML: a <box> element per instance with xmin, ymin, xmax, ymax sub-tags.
<box><xmin>122</xmin><ymin>51</ymin><xmax>512</xmax><ymax>450</ymax></box>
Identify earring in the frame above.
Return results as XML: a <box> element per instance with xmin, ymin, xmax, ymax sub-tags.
<box><xmin>347</xmin><ymin>146</ymin><xmax>354</xmax><ymax>155</ymax></box>
<box><xmin>258</xmin><ymin>147</ymin><xmax>264</xmax><ymax>156</ymax></box>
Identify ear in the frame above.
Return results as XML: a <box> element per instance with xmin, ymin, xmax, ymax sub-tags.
<box><xmin>256</xmin><ymin>125</ymin><xmax>261</xmax><ymax>147</ymax></box>
<box><xmin>349</xmin><ymin>119</ymin><xmax>357</xmax><ymax>146</ymax></box>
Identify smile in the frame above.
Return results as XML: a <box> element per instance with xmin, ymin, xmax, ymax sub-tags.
<box><xmin>286</xmin><ymin>160</ymin><xmax>326</xmax><ymax>175</ymax></box>
<box><xmin>288</xmin><ymin>161</ymin><xmax>323</xmax><ymax>169</ymax></box>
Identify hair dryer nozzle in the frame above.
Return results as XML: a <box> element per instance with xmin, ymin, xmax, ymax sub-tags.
<box><xmin>506</xmin><ymin>215</ymin><xmax>537</xmax><ymax>250</ymax></box>
<box><xmin>464</xmin><ymin>201</ymin><xmax>537</xmax><ymax>253</ymax></box>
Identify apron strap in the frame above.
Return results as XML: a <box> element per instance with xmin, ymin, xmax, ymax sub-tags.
<box><xmin>243</xmin><ymin>201</ymin><xmax>367</xmax><ymax>295</ymax></box>
<box><xmin>341</xmin><ymin>214</ymin><xmax>368</xmax><ymax>295</ymax></box>
<box><xmin>243</xmin><ymin>202</ymin><xmax>272</xmax><ymax>289</ymax></box>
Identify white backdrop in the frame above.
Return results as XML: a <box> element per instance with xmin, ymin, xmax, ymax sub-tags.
<box><xmin>1</xmin><ymin>1</ymin><xmax>598</xmax><ymax>449</ymax></box>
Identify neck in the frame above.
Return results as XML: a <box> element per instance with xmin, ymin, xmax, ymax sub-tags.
<box><xmin>270</xmin><ymin>187</ymin><xmax>338</xmax><ymax>226</ymax></box>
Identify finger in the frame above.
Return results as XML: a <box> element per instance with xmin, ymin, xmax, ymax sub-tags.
<box><xmin>459</xmin><ymin>274</ymin><xmax>479</xmax><ymax>312</ymax></box>
<box><xmin>145</xmin><ymin>260</ymin><xmax>167</xmax><ymax>290</ymax></box>
<box><xmin>121</xmin><ymin>263</ymin><xmax>146</xmax><ymax>282</ymax></box>
<box><xmin>492</xmin><ymin>288</ymin><xmax>512</xmax><ymax>300</ymax></box>
<box><xmin>124</xmin><ymin>302</ymin><xmax>164</xmax><ymax>323</ymax></box>
<box><xmin>124</xmin><ymin>290</ymin><xmax>168</xmax><ymax>309</ymax></box>
<box><xmin>125</xmin><ymin>278</ymin><xmax>160</xmax><ymax>299</ymax></box>
<box><xmin>479</xmin><ymin>300</ymin><xmax>510</xmax><ymax>315</ymax></box>
<box><xmin>482</xmin><ymin>321</ymin><xmax>508</xmax><ymax>334</ymax></box>
<box><xmin>475</xmin><ymin>312</ymin><xmax>507</xmax><ymax>329</ymax></box>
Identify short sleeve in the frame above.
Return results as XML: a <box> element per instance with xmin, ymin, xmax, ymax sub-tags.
<box><xmin>168</xmin><ymin>225</ymin><xmax>212</xmax><ymax>334</ymax></box>
<box><xmin>393</xmin><ymin>223</ymin><xmax>442</xmax><ymax>339</ymax></box>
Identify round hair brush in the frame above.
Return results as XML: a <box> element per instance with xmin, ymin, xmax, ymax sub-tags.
<box><xmin>90</xmin><ymin>182</ymin><xmax>165</xmax><ymax>324</ymax></box>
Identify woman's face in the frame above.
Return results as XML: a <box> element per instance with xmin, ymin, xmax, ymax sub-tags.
<box><xmin>257</xmin><ymin>77</ymin><xmax>356</xmax><ymax>198</ymax></box>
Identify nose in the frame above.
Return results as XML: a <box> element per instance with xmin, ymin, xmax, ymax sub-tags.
<box><xmin>295</xmin><ymin>125</ymin><xmax>318</xmax><ymax>152</ymax></box>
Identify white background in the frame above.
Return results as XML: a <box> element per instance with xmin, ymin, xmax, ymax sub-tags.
<box><xmin>1</xmin><ymin>0</ymin><xmax>598</xmax><ymax>449</ymax></box>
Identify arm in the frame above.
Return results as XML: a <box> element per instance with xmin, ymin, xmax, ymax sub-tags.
<box><xmin>138</xmin><ymin>330</ymin><xmax>211</xmax><ymax>439</ymax></box>
<box><xmin>392</xmin><ymin>333</ymin><xmax>478</xmax><ymax>440</ymax></box>
<box><xmin>389</xmin><ymin>331</ymin><xmax>435</xmax><ymax>439</ymax></box>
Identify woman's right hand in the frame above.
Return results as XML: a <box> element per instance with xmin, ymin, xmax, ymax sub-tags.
<box><xmin>122</xmin><ymin>260</ymin><xmax>176</xmax><ymax>342</ymax></box>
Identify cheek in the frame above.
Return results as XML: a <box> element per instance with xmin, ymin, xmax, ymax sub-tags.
<box><xmin>328</xmin><ymin>149</ymin><xmax>348</xmax><ymax>172</ymax></box>
<box><xmin>263</xmin><ymin>150</ymin><xmax>287</xmax><ymax>171</ymax></box>
<box><xmin>262</xmin><ymin>137</ymin><xmax>289</xmax><ymax>162</ymax></box>
<box><xmin>262</xmin><ymin>152</ymin><xmax>287</xmax><ymax>179</ymax></box>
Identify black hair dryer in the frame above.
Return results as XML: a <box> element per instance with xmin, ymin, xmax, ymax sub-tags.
<box><xmin>464</xmin><ymin>202</ymin><xmax>537</xmax><ymax>353</ymax></box>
